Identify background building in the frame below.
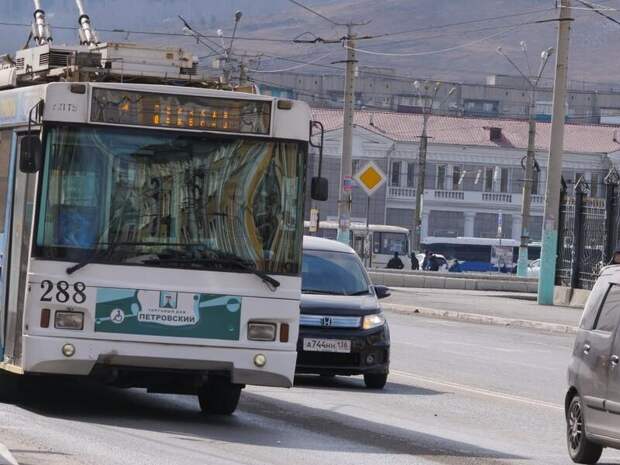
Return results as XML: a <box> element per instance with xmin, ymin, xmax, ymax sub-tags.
<box><xmin>307</xmin><ymin>108</ymin><xmax>620</xmax><ymax>246</ymax></box>
<box><xmin>259</xmin><ymin>71</ymin><xmax>620</xmax><ymax>125</ymax></box>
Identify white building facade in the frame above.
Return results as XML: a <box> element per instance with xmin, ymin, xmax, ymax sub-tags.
<box><xmin>308</xmin><ymin>109</ymin><xmax>616</xmax><ymax>247</ymax></box>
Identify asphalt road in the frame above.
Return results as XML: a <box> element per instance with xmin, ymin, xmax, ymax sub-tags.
<box><xmin>1</xmin><ymin>312</ymin><xmax>617</xmax><ymax>465</ymax></box>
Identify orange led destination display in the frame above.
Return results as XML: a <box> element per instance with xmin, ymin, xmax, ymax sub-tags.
<box><xmin>90</xmin><ymin>88</ymin><xmax>271</xmax><ymax>135</ymax></box>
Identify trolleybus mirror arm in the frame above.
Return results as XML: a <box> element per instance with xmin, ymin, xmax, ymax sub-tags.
<box><xmin>19</xmin><ymin>100</ymin><xmax>44</xmax><ymax>173</ymax></box>
<box><xmin>309</xmin><ymin>121</ymin><xmax>328</xmax><ymax>202</ymax></box>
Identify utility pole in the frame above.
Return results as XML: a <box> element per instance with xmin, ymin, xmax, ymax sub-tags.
<box><xmin>413</xmin><ymin>112</ymin><xmax>429</xmax><ymax>252</ymax></box>
<box><xmin>412</xmin><ymin>82</ymin><xmax>455</xmax><ymax>252</ymax></box>
<box><xmin>538</xmin><ymin>0</ymin><xmax>572</xmax><ymax>305</ymax></box>
<box><xmin>518</xmin><ymin>96</ymin><xmax>537</xmax><ymax>276</ymax></box>
<box><xmin>336</xmin><ymin>25</ymin><xmax>357</xmax><ymax>244</ymax></box>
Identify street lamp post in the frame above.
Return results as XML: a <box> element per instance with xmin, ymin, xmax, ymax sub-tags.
<box><xmin>412</xmin><ymin>82</ymin><xmax>455</xmax><ymax>253</ymax></box>
<box><xmin>496</xmin><ymin>45</ymin><xmax>554</xmax><ymax>277</ymax></box>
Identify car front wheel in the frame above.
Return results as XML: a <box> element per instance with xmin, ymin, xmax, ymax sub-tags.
<box><xmin>364</xmin><ymin>373</ymin><xmax>388</xmax><ymax>389</ymax></box>
<box><xmin>567</xmin><ymin>394</ymin><xmax>603</xmax><ymax>464</ymax></box>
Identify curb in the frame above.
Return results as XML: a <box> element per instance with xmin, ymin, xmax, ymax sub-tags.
<box><xmin>0</xmin><ymin>444</ymin><xmax>18</xmax><ymax>465</ymax></box>
<box><xmin>382</xmin><ymin>303</ymin><xmax>578</xmax><ymax>335</ymax></box>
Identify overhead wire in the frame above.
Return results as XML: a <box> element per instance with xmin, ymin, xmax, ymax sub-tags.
<box><xmin>0</xmin><ymin>20</ymin><xmax>303</xmax><ymax>43</ymax></box>
<box><xmin>367</xmin><ymin>6</ymin><xmax>558</xmax><ymax>40</ymax></box>
<box><xmin>247</xmin><ymin>52</ymin><xmax>335</xmax><ymax>73</ymax></box>
<box><xmin>344</xmin><ymin>16</ymin><xmax>563</xmax><ymax>58</ymax></box>
<box><xmin>345</xmin><ymin>27</ymin><xmax>521</xmax><ymax>57</ymax></box>
<box><xmin>574</xmin><ymin>0</ymin><xmax>620</xmax><ymax>25</ymax></box>
<box><xmin>286</xmin><ymin>0</ymin><xmax>344</xmax><ymax>27</ymax></box>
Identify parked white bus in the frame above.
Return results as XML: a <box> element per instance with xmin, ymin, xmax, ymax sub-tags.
<box><xmin>304</xmin><ymin>221</ymin><xmax>411</xmax><ymax>269</ymax></box>
<box><xmin>0</xmin><ymin>17</ymin><xmax>327</xmax><ymax>415</ymax></box>
<box><xmin>422</xmin><ymin>236</ymin><xmax>541</xmax><ymax>271</ymax></box>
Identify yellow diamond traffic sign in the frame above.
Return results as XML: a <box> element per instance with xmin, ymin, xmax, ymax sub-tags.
<box><xmin>354</xmin><ymin>161</ymin><xmax>386</xmax><ymax>196</ymax></box>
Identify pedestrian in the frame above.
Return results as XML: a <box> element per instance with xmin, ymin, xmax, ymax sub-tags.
<box><xmin>387</xmin><ymin>251</ymin><xmax>404</xmax><ymax>269</ymax></box>
<box><xmin>428</xmin><ymin>253</ymin><xmax>441</xmax><ymax>272</ymax></box>
<box><xmin>422</xmin><ymin>250</ymin><xmax>432</xmax><ymax>270</ymax></box>
<box><xmin>410</xmin><ymin>253</ymin><xmax>420</xmax><ymax>270</ymax></box>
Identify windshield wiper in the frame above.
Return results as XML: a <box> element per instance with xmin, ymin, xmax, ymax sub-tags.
<box><xmin>302</xmin><ymin>289</ymin><xmax>345</xmax><ymax>295</ymax></box>
<box><xmin>348</xmin><ymin>289</ymin><xmax>371</xmax><ymax>296</ymax></box>
<box><xmin>66</xmin><ymin>238</ymin><xmax>122</xmax><ymax>275</ymax></box>
<box><xmin>144</xmin><ymin>254</ymin><xmax>281</xmax><ymax>291</ymax></box>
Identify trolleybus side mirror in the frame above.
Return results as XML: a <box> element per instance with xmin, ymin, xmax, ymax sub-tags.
<box><xmin>311</xmin><ymin>176</ymin><xmax>328</xmax><ymax>201</ymax></box>
<box><xmin>309</xmin><ymin>120</ymin><xmax>329</xmax><ymax>201</ymax></box>
<box><xmin>19</xmin><ymin>135</ymin><xmax>42</xmax><ymax>173</ymax></box>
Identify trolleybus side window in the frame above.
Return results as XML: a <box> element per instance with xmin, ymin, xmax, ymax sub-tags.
<box><xmin>373</xmin><ymin>232</ymin><xmax>409</xmax><ymax>255</ymax></box>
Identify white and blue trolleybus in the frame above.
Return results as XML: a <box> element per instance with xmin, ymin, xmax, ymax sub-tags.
<box><xmin>0</xmin><ymin>2</ymin><xmax>328</xmax><ymax>415</ymax></box>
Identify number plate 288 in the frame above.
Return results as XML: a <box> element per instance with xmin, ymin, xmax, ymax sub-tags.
<box><xmin>39</xmin><ymin>280</ymin><xmax>87</xmax><ymax>304</ymax></box>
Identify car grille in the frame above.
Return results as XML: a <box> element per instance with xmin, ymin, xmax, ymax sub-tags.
<box><xmin>300</xmin><ymin>314</ymin><xmax>361</xmax><ymax>328</ymax></box>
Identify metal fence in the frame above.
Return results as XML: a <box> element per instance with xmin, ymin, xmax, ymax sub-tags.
<box><xmin>556</xmin><ymin>169</ymin><xmax>620</xmax><ymax>290</ymax></box>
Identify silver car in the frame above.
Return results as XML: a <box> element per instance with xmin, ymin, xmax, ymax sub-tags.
<box><xmin>566</xmin><ymin>265</ymin><xmax>620</xmax><ymax>463</ymax></box>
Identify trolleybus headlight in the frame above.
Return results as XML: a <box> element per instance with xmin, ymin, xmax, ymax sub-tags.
<box><xmin>55</xmin><ymin>311</ymin><xmax>84</xmax><ymax>330</ymax></box>
<box><xmin>248</xmin><ymin>322</ymin><xmax>277</xmax><ymax>341</ymax></box>
<box><xmin>362</xmin><ymin>314</ymin><xmax>386</xmax><ymax>330</ymax></box>
<box><xmin>254</xmin><ymin>354</ymin><xmax>267</xmax><ymax>367</ymax></box>
<box><xmin>62</xmin><ymin>343</ymin><xmax>76</xmax><ymax>358</ymax></box>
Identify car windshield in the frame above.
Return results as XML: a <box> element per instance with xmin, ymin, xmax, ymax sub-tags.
<box><xmin>301</xmin><ymin>249</ymin><xmax>370</xmax><ymax>296</ymax></box>
<box><xmin>35</xmin><ymin>125</ymin><xmax>306</xmax><ymax>274</ymax></box>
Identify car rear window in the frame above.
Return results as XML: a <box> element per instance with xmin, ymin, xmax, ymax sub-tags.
<box><xmin>581</xmin><ymin>276</ymin><xmax>610</xmax><ymax>330</ymax></box>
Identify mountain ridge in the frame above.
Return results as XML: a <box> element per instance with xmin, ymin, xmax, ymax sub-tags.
<box><xmin>1</xmin><ymin>1</ymin><xmax>617</xmax><ymax>86</ymax></box>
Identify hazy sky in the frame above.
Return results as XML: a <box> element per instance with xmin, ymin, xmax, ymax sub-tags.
<box><xmin>1</xmin><ymin>0</ymin><xmax>300</xmax><ymax>54</ymax></box>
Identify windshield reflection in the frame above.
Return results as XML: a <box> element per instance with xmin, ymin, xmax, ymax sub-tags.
<box><xmin>302</xmin><ymin>250</ymin><xmax>370</xmax><ymax>296</ymax></box>
<box><xmin>36</xmin><ymin>126</ymin><xmax>306</xmax><ymax>274</ymax></box>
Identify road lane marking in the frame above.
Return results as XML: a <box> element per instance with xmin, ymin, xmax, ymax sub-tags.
<box><xmin>391</xmin><ymin>369</ymin><xmax>563</xmax><ymax>411</ymax></box>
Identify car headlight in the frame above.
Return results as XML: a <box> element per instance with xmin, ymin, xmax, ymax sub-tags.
<box><xmin>362</xmin><ymin>313</ymin><xmax>385</xmax><ymax>330</ymax></box>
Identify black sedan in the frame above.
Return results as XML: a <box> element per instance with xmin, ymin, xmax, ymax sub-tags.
<box><xmin>296</xmin><ymin>236</ymin><xmax>390</xmax><ymax>389</ymax></box>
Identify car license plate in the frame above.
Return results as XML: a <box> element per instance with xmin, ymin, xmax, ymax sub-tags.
<box><xmin>303</xmin><ymin>338</ymin><xmax>351</xmax><ymax>353</ymax></box>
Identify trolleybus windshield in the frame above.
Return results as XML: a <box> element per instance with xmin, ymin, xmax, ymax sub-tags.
<box><xmin>34</xmin><ymin>125</ymin><xmax>306</xmax><ymax>275</ymax></box>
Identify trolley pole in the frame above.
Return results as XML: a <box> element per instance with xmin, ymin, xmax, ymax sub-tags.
<box><xmin>538</xmin><ymin>0</ymin><xmax>572</xmax><ymax>305</ymax></box>
<box><xmin>337</xmin><ymin>26</ymin><xmax>357</xmax><ymax>244</ymax></box>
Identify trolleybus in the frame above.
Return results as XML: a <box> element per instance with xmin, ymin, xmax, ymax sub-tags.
<box><xmin>0</xmin><ymin>2</ymin><xmax>327</xmax><ymax>415</ymax></box>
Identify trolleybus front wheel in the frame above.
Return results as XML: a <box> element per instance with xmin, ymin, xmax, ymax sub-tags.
<box><xmin>198</xmin><ymin>376</ymin><xmax>243</xmax><ymax>415</ymax></box>
<box><xmin>0</xmin><ymin>370</ymin><xmax>22</xmax><ymax>403</ymax></box>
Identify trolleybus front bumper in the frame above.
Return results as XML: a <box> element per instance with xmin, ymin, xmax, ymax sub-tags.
<box><xmin>20</xmin><ymin>334</ymin><xmax>295</xmax><ymax>388</ymax></box>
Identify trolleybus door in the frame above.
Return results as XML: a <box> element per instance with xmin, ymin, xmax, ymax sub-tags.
<box><xmin>2</xmin><ymin>134</ymin><xmax>37</xmax><ymax>365</ymax></box>
<box><xmin>0</xmin><ymin>130</ymin><xmax>15</xmax><ymax>359</ymax></box>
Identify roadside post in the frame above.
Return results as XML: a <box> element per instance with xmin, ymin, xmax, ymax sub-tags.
<box><xmin>354</xmin><ymin>161</ymin><xmax>386</xmax><ymax>267</ymax></box>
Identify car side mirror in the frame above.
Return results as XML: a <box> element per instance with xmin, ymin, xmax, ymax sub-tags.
<box><xmin>374</xmin><ymin>285</ymin><xmax>391</xmax><ymax>299</ymax></box>
<box><xmin>20</xmin><ymin>135</ymin><xmax>42</xmax><ymax>173</ymax></box>
<box><xmin>311</xmin><ymin>177</ymin><xmax>328</xmax><ymax>201</ymax></box>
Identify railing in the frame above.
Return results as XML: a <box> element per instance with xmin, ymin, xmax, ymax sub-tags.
<box><xmin>482</xmin><ymin>192</ymin><xmax>513</xmax><ymax>203</ymax></box>
<box><xmin>434</xmin><ymin>190</ymin><xmax>464</xmax><ymax>200</ymax></box>
<box><xmin>389</xmin><ymin>186</ymin><xmax>416</xmax><ymax>199</ymax></box>
<box><xmin>386</xmin><ymin>187</ymin><xmax>548</xmax><ymax>209</ymax></box>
